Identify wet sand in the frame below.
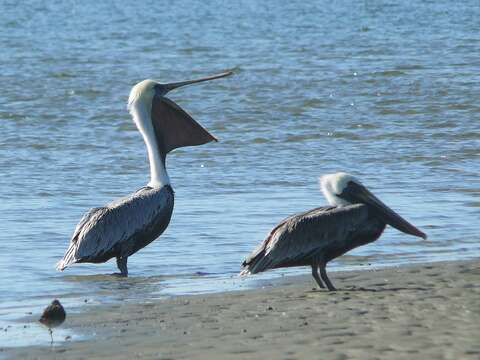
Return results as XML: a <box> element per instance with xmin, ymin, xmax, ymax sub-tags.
<box><xmin>7</xmin><ymin>260</ymin><xmax>480</xmax><ymax>359</ymax></box>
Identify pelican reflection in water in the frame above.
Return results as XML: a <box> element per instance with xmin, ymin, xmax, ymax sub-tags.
<box><xmin>241</xmin><ymin>172</ymin><xmax>426</xmax><ymax>290</ymax></box>
<box><xmin>57</xmin><ymin>71</ymin><xmax>232</xmax><ymax>276</ymax></box>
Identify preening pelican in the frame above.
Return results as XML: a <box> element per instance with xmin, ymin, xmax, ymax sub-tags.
<box><xmin>57</xmin><ymin>71</ymin><xmax>232</xmax><ymax>276</ymax></box>
<box><xmin>241</xmin><ymin>172</ymin><xmax>426</xmax><ymax>290</ymax></box>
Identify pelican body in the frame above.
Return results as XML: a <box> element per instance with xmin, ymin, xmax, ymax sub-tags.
<box><xmin>57</xmin><ymin>71</ymin><xmax>232</xmax><ymax>276</ymax></box>
<box><xmin>241</xmin><ymin>173</ymin><xmax>426</xmax><ymax>290</ymax></box>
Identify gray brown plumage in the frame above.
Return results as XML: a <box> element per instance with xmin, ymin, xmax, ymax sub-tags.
<box><xmin>39</xmin><ymin>299</ymin><xmax>66</xmax><ymax>344</ymax></box>
<box><xmin>56</xmin><ymin>186</ymin><xmax>174</xmax><ymax>276</ymax></box>
<box><xmin>241</xmin><ymin>173</ymin><xmax>426</xmax><ymax>291</ymax></box>
<box><xmin>56</xmin><ymin>71</ymin><xmax>232</xmax><ymax>276</ymax></box>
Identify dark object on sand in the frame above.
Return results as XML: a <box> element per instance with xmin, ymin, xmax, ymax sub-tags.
<box><xmin>39</xmin><ymin>299</ymin><xmax>66</xmax><ymax>344</ymax></box>
<box><xmin>241</xmin><ymin>173</ymin><xmax>426</xmax><ymax>291</ymax></box>
<box><xmin>56</xmin><ymin>71</ymin><xmax>232</xmax><ymax>276</ymax></box>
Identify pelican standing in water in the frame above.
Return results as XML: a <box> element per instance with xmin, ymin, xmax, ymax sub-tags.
<box><xmin>241</xmin><ymin>172</ymin><xmax>426</xmax><ymax>290</ymax></box>
<box><xmin>57</xmin><ymin>71</ymin><xmax>232</xmax><ymax>276</ymax></box>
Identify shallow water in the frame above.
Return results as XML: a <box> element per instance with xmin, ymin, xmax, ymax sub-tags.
<box><xmin>0</xmin><ymin>0</ymin><xmax>479</xmax><ymax>347</ymax></box>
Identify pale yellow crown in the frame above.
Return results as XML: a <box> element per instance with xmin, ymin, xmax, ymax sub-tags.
<box><xmin>128</xmin><ymin>79</ymin><xmax>157</xmax><ymax>110</ymax></box>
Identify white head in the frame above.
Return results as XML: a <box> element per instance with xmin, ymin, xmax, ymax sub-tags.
<box><xmin>319</xmin><ymin>172</ymin><xmax>361</xmax><ymax>206</ymax></box>
<box><xmin>319</xmin><ymin>172</ymin><xmax>427</xmax><ymax>239</ymax></box>
<box><xmin>127</xmin><ymin>79</ymin><xmax>158</xmax><ymax>112</ymax></box>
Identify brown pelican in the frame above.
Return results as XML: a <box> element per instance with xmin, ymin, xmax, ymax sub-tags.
<box><xmin>56</xmin><ymin>71</ymin><xmax>232</xmax><ymax>276</ymax></box>
<box><xmin>241</xmin><ymin>172</ymin><xmax>426</xmax><ymax>291</ymax></box>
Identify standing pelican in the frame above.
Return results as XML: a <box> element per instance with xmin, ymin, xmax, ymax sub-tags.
<box><xmin>56</xmin><ymin>71</ymin><xmax>232</xmax><ymax>276</ymax></box>
<box><xmin>241</xmin><ymin>172</ymin><xmax>426</xmax><ymax>290</ymax></box>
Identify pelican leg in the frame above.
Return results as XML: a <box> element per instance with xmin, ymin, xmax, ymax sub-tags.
<box><xmin>319</xmin><ymin>265</ymin><xmax>336</xmax><ymax>291</ymax></box>
<box><xmin>116</xmin><ymin>256</ymin><xmax>128</xmax><ymax>277</ymax></box>
<box><xmin>49</xmin><ymin>328</ymin><xmax>53</xmax><ymax>345</ymax></box>
<box><xmin>311</xmin><ymin>264</ymin><xmax>325</xmax><ymax>289</ymax></box>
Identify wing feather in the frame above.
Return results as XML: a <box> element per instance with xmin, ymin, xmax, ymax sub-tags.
<box><xmin>241</xmin><ymin>204</ymin><xmax>369</xmax><ymax>274</ymax></box>
<box><xmin>56</xmin><ymin>186</ymin><xmax>173</xmax><ymax>270</ymax></box>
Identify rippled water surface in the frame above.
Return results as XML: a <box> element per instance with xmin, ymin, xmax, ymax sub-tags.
<box><xmin>0</xmin><ymin>0</ymin><xmax>479</xmax><ymax>346</ymax></box>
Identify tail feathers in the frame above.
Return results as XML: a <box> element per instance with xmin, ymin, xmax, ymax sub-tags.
<box><xmin>240</xmin><ymin>250</ymin><xmax>268</xmax><ymax>276</ymax></box>
<box><xmin>56</xmin><ymin>256</ymin><xmax>80</xmax><ymax>271</ymax></box>
<box><xmin>239</xmin><ymin>268</ymin><xmax>252</xmax><ymax>276</ymax></box>
<box><xmin>56</xmin><ymin>245</ymin><xmax>78</xmax><ymax>271</ymax></box>
<box><xmin>240</xmin><ymin>227</ymin><xmax>279</xmax><ymax>276</ymax></box>
<box><xmin>240</xmin><ymin>260</ymin><xmax>269</xmax><ymax>276</ymax></box>
<box><xmin>56</xmin><ymin>258</ymin><xmax>70</xmax><ymax>271</ymax></box>
<box><xmin>240</xmin><ymin>256</ymin><xmax>254</xmax><ymax>276</ymax></box>
<box><xmin>56</xmin><ymin>261</ymin><xmax>65</xmax><ymax>271</ymax></box>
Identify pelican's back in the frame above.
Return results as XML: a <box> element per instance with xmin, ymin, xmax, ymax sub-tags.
<box><xmin>241</xmin><ymin>204</ymin><xmax>373</xmax><ymax>274</ymax></box>
<box><xmin>57</xmin><ymin>185</ymin><xmax>174</xmax><ymax>270</ymax></box>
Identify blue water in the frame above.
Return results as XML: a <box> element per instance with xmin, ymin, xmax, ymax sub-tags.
<box><xmin>0</xmin><ymin>0</ymin><xmax>479</xmax><ymax>347</ymax></box>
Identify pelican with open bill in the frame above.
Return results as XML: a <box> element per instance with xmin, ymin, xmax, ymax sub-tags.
<box><xmin>57</xmin><ymin>71</ymin><xmax>232</xmax><ymax>276</ymax></box>
<box><xmin>241</xmin><ymin>172</ymin><xmax>427</xmax><ymax>290</ymax></box>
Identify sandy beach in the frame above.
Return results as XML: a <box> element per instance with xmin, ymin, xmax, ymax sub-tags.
<box><xmin>7</xmin><ymin>260</ymin><xmax>480</xmax><ymax>360</ymax></box>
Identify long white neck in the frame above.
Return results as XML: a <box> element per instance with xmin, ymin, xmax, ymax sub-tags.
<box><xmin>129</xmin><ymin>100</ymin><xmax>170</xmax><ymax>188</ymax></box>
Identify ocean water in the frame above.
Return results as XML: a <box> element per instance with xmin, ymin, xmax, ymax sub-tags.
<box><xmin>0</xmin><ymin>0</ymin><xmax>479</xmax><ymax>346</ymax></box>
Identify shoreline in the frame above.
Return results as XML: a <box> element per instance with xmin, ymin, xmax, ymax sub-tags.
<box><xmin>6</xmin><ymin>259</ymin><xmax>480</xmax><ymax>359</ymax></box>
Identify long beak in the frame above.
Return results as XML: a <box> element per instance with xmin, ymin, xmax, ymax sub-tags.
<box><xmin>163</xmin><ymin>71</ymin><xmax>233</xmax><ymax>92</ymax></box>
<box><xmin>353</xmin><ymin>184</ymin><xmax>427</xmax><ymax>239</ymax></box>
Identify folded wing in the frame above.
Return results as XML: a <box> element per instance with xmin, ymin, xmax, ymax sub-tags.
<box><xmin>56</xmin><ymin>186</ymin><xmax>174</xmax><ymax>270</ymax></box>
<box><xmin>241</xmin><ymin>204</ymin><xmax>369</xmax><ymax>274</ymax></box>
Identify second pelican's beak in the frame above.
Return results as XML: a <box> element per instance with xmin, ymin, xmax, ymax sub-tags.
<box><xmin>163</xmin><ymin>71</ymin><xmax>233</xmax><ymax>92</ymax></box>
<box><xmin>344</xmin><ymin>182</ymin><xmax>427</xmax><ymax>239</ymax></box>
